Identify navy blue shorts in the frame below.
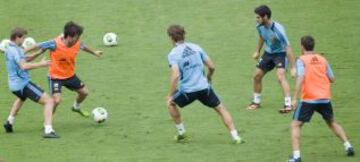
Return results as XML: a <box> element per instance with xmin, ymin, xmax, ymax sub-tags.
<box><xmin>12</xmin><ymin>82</ymin><xmax>44</xmax><ymax>102</ymax></box>
<box><xmin>172</xmin><ymin>87</ymin><xmax>221</xmax><ymax>108</ymax></box>
<box><xmin>48</xmin><ymin>74</ymin><xmax>85</xmax><ymax>94</ymax></box>
<box><xmin>257</xmin><ymin>51</ymin><xmax>287</xmax><ymax>73</ymax></box>
<box><xmin>293</xmin><ymin>102</ymin><xmax>334</xmax><ymax>122</ymax></box>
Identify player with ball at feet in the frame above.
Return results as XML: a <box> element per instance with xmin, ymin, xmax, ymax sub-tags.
<box><xmin>26</xmin><ymin>21</ymin><xmax>103</xmax><ymax>118</ymax></box>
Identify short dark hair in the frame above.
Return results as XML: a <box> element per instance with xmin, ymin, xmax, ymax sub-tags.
<box><xmin>64</xmin><ymin>21</ymin><xmax>84</xmax><ymax>38</ymax></box>
<box><xmin>167</xmin><ymin>24</ymin><xmax>185</xmax><ymax>42</ymax></box>
<box><xmin>10</xmin><ymin>27</ymin><xmax>28</xmax><ymax>41</ymax></box>
<box><xmin>301</xmin><ymin>35</ymin><xmax>315</xmax><ymax>51</ymax></box>
<box><xmin>255</xmin><ymin>5</ymin><xmax>272</xmax><ymax>19</ymax></box>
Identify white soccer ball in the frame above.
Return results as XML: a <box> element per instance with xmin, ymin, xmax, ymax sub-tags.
<box><xmin>22</xmin><ymin>37</ymin><xmax>36</xmax><ymax>49</ymax></box>
<box><xmin>103</xmin><ymin>32</ymin><xmax>118</xmax><ymax>46</ymax></box>
<box><xmin>91</xmin><ymin>107</ymin><xmax>108</xmax><ymax>123</ymax></box>
<box><xmin>0</xmin><ymin>39</ymin><xmax>11</xmax><ymax>52</ymax></box>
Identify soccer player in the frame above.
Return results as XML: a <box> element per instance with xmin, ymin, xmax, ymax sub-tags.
<box><xmin>3</xmin><ymin>27</ymin><xmax>59</xmax><ymax>138</ymax></box>
<box><xmin>287</xmin><ymin>36</ymin><xmax>354</xmax><ymax>162</ymax></box>
<box><xmin>248</xmin><ymin>5</ymin><xmax>296</xmax><ymax>113</ymax></box>
<box><xmin>26</xmin><ymin>21</ymin><xmax>103</xmax><ymax>117</ymax></box>
<box><xmin>166</xmin><ymin>24</ymin><xmax>243</xmax><ymax>144</ymax></box>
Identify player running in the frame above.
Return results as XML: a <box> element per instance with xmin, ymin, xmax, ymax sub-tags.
<box><xmin>287</xmin><ymin>36</ymin><xmax>354</xmax><ymax>162</ymax></box>
<box><xmin>248</xmin><ymin>5</ymin><xmax>296</xmax><ymax>113</ymax></box>
<box><xmin>166</xmin><ymin>24</ymin><xmax>243</xmax><ymax>144</ymax></box>
<box><xmin>26</xmin><ymin>21</ymin><xmax>103</xmax><ymax>117</ymax></box>
<box><xmin>3</xmin><ymin>27</ymin><xmax>59</xmax><ymax>138</ymax></box>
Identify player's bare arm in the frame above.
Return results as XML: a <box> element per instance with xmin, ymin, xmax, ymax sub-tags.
<box><xmin>253</xmin><ymin>36</ymin><xmax>264</xmax><ymax>60</ymax></box>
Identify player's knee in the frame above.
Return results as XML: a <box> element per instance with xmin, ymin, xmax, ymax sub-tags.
<box><xmin>253</xmin><ymin>73</ymin><xmax>263</xmax><ymax>82</ymax></box>
<box><xmin>291</xmin><ymin>121</ymin><xmax>302</xmax><ymax>128</ymax></box>
<box><xmin>53</xmin><ymin>97</ymin><xmax>61</xmax><ymax>105</ymax></box>
<box><xmin>80</xmin><ymin>88</ymin><xmax>89</xmax><ymax>97</ymax></box>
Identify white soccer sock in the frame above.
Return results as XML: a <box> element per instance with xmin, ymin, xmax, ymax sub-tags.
<box><xmin>253</xmin><ymin>93</ymin><xmax>261</xmax><ymax>104</ymax></box>
<box><xmin>175</xmin><ymin>123</ymin><xmax>186</xmax><ymax>135</ymax></box>
<box><xmin>293</xmin><ymin>150</ymin><xmax>301</xmax><ymax>159</ymax></box>
<box><xmin>230</xmin><ymin>129</ymin><xmax>240</xmax><ymax>141</ymax></box>
<box><xmin>285</xmin><ymin>96</ymin><xmax>292</xmax><ymax>107</ymax></box>
<box><xmin>73</xmin><ymin>101</ymin><xmax>81</xmax><ymax>110</ymax></box>
<box><xmin>44</xmin><ymin>125</ymin><xmax>54</xmax><ymax>134</ymax></box>
<box><xmin>7</xmin><ymin>115</ymin><xmax>15</xmax><ymax>125</ymax></box>
<box><xmin>344</xmin><ymin>141</ymin><xmax>352</xmax><ymax>150</ymax></box>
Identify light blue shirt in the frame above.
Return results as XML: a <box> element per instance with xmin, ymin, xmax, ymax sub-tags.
<box><xmin>168</xmin><ymin>42</ymin><xmax>210</xmax><ymax>93</ymax></box>
<box><xmin>296</xmin><ymin>58</ymin><xmax>334</xmax><ymax>103</ymax></box>
<box><xmin>5</xmin><ymin>42</ymin><xmax>31</xmax><ymax>91</ymax></box>
<box><xmin>257</xmin><ymin>21</ymin><xmax>289</xmax><ymax>53</ymax></box>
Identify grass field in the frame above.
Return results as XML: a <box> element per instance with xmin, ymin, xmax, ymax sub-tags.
<box><xmin>0</xmin><ymin>0</ymin><xmax>359</xmax><ymax>161</ymax></box>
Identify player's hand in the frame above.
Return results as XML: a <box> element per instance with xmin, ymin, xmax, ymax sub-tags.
<box><xmin>290</xmin><ymin>67</ymin><xmax>296</xmax><ymax>78</ymax></box>
<box><xmin>40</xmin><ymin>57</ymin><xmax>50</xmax><ymax>67</ymax></box>
<box><xmin>94</xmin><ymin>51</ymin><xmax>103</xmax><ymax>58</ymax></box>
<box><xmin>291</xmin><ymin>99</ymin><xmax>298</xmax><ymax>109</ymax></box>
<box><xmin>207</xmin><ymin>75</ymin><xmax>212</xmax><ymax>84</ymax></box>
<box><xmin>252</xmin><ymin>51</ymin><xmax>260</xmax><ymax>60</ymax></box>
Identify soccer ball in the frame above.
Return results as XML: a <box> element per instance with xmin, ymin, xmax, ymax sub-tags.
<box><xmin>22</xmin><ymin>37</ymin><xmax>36</xmax><ymax>49</ymax></box>
<box><xmin>103</xmin><ymin>33</ymin><xmax>118</xmax><ymax>46</ymax></box>
<box><xmin>0</xmin><ymin>39</ymin><xmax>11</xmax><ymax>52</ymax></box>
<box><xmin>91</xmin><ymin>107</ymin><xmax>108</xmax><ymax>123</ymax></box>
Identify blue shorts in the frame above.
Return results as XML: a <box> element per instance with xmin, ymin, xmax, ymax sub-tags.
<box><xmin>293</xmin><ymin>102</ymin><xmax>334</xmax><ymax>122</ymax></box>
<box><xmin>171</xmin><ymin>87</ymin><xmax>221</xmax><ymax>108</ymax></box>
<box><xmin>12</xmin><ymin>82</ymin><xmax>44</xmax><ymax>102</ymax></box>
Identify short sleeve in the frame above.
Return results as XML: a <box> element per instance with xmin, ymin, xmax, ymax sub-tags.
<box><xmin>296</xmin><ymin>59</ymin><xmax>305</xmax><ymax>76</ymax></box>
<box><xmin>168</xmin><ymin>54</ymin><xmax>178</xmax><ymax>68</ymax></box>
<box><xmin>37</xmin><ymin>40</ymin><xmax>56</xmax><ymax>50</ymax></box>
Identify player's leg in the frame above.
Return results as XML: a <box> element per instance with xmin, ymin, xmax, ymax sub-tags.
<box><xmin>23</xmin><ymin>82</ymin><xmax>59</xmax><ymax>138</ymax></box>
<box><xmin>168</xmin><ymin>91</ymin><xmax>194</xmax><ymax>142</ymax></box>
<box><xmin>214</xmin><ymin>103</ymin><xmax>243</xmax><ymax>144</ymax></box>
<box><xmin>289</xmin><ymin>120</ymin><xmax>303</xmax><ymax>162</ymax></box>
<box><xmin>318</xmin><ymin>102</ymin><xmax>354</xmax><ymax>156</ymax></box>
<box><xmin>248</xmin><ymin>52</ymin><xmax>273</xmax><ymax>110</ymax></box>
<box><xmin>3</xmin><ymin>97</ymin><xmax>24</xmax><ymax>133</ymax></box>
<box><xmin>274</xmin><ymin>53</ymin><xmax>292</xmax><ymax>113</ymax></box>
<box><xmin>52</xmin><ymin>93</ymin><xmax>62</xmax><ymax>113</ymax></box>
<box><xmin>37</xmin><ymin>93</ymin><xmax>59</xmax><ymax>138</ymax></box>
<box><xmin>198</xmin><ymin>88</ymin><xmax>243</xmax><ymax>143</ymax></box>
<box><xmin>48</xmin><ymin>77</ymin><xmax>62</xmax><ymax>114</ymax></box>
<box><xmin>288</xmin><ymin>102</ymin><xmax>313</xmax><ymax>162</ymax></box>
<box><xmin>64</xmin><ymin>75</ymin><xmax>89</xmax><ymax>117</ymax></box>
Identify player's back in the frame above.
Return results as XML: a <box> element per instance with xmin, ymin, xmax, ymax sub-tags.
<box><xmin>168</xmin><ymin>42</ymin><xmax>209</xmax><ymax>93</ymax></box>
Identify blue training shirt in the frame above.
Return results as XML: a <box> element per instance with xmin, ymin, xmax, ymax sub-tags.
<box><xmin>257</xmin><ymin>21</ymin><xmax>290</xmax><ymax>53</ymax></box>
<box><xmin>5</xmin><ymin>42</ymin><xmax>31</xmax><ymax>91</ymax></box>
<box><xmin>167</xmin><ymin>42</ymin><xmax>210</xmax><ymax>93</ymax></box>
<box><xmin>296</xmin><ymin>58</ymin><xmax>334</xmax><ymax>103</ymax></box>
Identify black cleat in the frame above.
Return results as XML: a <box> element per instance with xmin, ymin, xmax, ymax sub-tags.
<box><xmin>287</xmin><ymin>156</ymin><xmax>301</xmax><ymax>162</ymax></box>
<box><xmin>3</xmin><ymin>121</ymin><xmax>13</xmax><ymax>133</ymax></box>
<box><xmin>346</xmin><ymin>147</ymin><xmax>355</xmax><ymax>156</ymax></box>
<box><xmin>43</xmin><ymin>131</ymin><xmax>60</xmax><ymax>139</ymax></box>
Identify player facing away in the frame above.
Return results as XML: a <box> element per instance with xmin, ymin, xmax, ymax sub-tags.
<box><xmin>26</xmin><ymin>21</ymin><xmax>103</xmax><ymax>117</ymax></box>
<box><xmin>248</xmin><ymin>5</ymin><xmax>296</xmax><ymax>113</ymax></box>
<box><xmin>166</xmin><ymin>25</ymin><xmax>243</xmax><ymax>144</ymax></box>
<box><xmin>3</xmin><ymin>27</ymin><xmax>59</xmax><ymax>138</ymax></box>
<box><xmin>287</xmin><ymin>36</ymin><xmax>354</xmax><ymax>162</ymax></box>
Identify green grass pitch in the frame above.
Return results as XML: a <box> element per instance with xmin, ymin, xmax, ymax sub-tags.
<box><xmin>0</xmin><ymin>0</ymin><xmax>359</xmax><ymax>161</ymax></box>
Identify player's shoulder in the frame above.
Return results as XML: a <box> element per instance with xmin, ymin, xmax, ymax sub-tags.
<box><xmin>273</xmin><ymin>21</ymin><xmax>285</xmax><ymax>30</ymax></box>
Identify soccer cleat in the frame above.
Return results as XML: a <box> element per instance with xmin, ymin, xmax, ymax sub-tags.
<box><xmin>43</xmin><ymin>131</ymin><xmax>60</xmax><ymax>138</ymax></box>
<box><xmin>71</xmin><ymin>107</ymin><xmax>90</xmax><ymax>118</ymax></box>
<box><xmin>279</xmin><ymin>105</ymin><xmax>293</xmax><ymax>114</ymax></box>
<box><xmin>174</xmin><ymin>134</ymin><xmax>189</xmax><ymax>142</ymax></box>
<box><xmin>287</xmin><ymin>156</ymin><xmax>301</xmax><ymax>162</ymax></box>
<box><xmin>247</xmin><ymin>102</ymin><xmax>261</xmax><ymax>110</ymax></box>
<box><xmin>3</xmin><ymin>121</ymin><xmax>13</xmax><ymax>133</ymax></box>
<box><xmin>233</xmin><ymin>138</ymin><xmax>245</xmax><ymax>144</ymax></box>
<box><xmin>346</xmin><ymin>147</ymin><xmax>355</xmax><ymax>156</ymax></box>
